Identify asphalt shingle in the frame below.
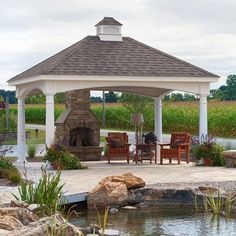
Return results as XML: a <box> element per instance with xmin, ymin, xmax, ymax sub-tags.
<box><xmin>9</xmin><ymin>36</ymin><xmax>218</xmax><ymax>82</ymax></box>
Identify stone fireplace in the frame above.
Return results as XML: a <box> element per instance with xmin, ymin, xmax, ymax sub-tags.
<box><xmin>55</xmin><ymin>90</ymin><xmax>102</xmax><ymax>161</ymax></box>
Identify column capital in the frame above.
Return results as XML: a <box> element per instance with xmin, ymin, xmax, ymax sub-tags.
<box><xmin>199</xmin><ymin>93</ymin><xmax>209</xmax><ymax>97</ymax></box>
<box><xmin>17</xmin><ymin>98</ymin><xmax>25</xmax><ymax>106</ymax></box>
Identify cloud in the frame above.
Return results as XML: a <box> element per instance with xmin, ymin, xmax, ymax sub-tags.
<box><xmin>0</xmin><ymin>0</ymin><xmax>235</xmax><ymax>92</ymax></box>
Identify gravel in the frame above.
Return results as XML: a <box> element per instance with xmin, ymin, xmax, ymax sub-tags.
<box><xmin>149</xmin><ymin>181</ymin><xmax>236</xmax><ymax>193</ymax></box>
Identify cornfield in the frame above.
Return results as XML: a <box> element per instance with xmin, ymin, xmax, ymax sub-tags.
<box><xmin>6</xmin><ymin>101</ymin><xmax>236</xmax><ymax>138</ymax></box>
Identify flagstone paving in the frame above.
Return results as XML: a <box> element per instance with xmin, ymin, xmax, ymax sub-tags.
<box><xmin>1</xmin><ymin>161</ymin><xmax>236</xmax><ymax>205</ymax></box>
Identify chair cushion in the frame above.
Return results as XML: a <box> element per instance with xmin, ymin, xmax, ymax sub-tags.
<box><xmin>110</xmin><ymin>139</ymin><xmax>125</xmax><ymax>148</ymax></box>
<box><xmin>170</xmin><ymin>137</ymin><xmax>187</xmax><ymax>149</ymax></box>
<box><xmin>105</xmin><ymin>136</ymin><xmax>112</xmax><ymax>143</ymax></box>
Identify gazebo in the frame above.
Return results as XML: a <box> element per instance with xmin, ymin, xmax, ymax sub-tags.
<box><xmin>8</xmin><ymin>17</ymin><xmax>219</xmax><ymax>162</ymax></box>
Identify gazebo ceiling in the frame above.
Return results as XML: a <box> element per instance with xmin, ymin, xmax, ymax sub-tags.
<box><xmin>93</xmin><ymin>86</ymin><xmax>171</xmax><ymax>97</ymax></box>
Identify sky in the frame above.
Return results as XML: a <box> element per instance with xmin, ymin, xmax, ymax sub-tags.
<box><xmin>0</xmin><ymin>0</ymin><xmax>235</xmax><ymax>95</ymax></box>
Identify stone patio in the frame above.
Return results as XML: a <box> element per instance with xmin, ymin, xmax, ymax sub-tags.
<box><xmin>1</xmin><ymin>161</ymin><xmax>236</xmax><ymax>206</ymax></box>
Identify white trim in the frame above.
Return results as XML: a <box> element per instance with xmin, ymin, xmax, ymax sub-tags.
<box><xmin>199</xmin><ymin>95</ymin><xmax>208</xmax><ymax>140</ymax></box>
<box><xmin>8</xmin><ymin>74</ymin><xmax>219</xmax><ymax>86</ymax></box>
<box><xmin>17</xmin><ymin>98</ymin><xmax>26</xmax><ymax>163</ymax></box>
<box><xmin>45</xmin><ymin>94</ymin><xmax>55</xmax><ymax>146</ymax></box>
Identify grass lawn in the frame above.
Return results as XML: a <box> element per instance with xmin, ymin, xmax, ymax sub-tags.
<box><xmin>3</xmin><ymin>129</ymin><xmax>45</xmax><ymax>145</ymax></box>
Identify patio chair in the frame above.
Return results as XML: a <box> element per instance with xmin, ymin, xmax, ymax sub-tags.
<box><xmin>159</xmin><ymin>132</ymin><xmax>191</xmax><ymax>165</ymax></box>
<box><xmin>105</xmin><ymin>132</ymin><xmax>131</xmax><ymax>164</ymax></box>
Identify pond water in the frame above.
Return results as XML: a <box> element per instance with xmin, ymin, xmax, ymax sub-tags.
<box><xmin>70</xmin><ymin>207</ymin><xmax>236</xmax><ymax>236</ymax></box>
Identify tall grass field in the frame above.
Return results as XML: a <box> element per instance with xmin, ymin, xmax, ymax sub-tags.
<box><xmin>8</xmin><ymin>101</ymin><xmax>236</xmax><ymax>138</ymax></box>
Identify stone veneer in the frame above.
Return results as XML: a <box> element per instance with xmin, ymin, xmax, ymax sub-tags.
<box><xmin>55</xmin><ymin>90</ymin><xmax>102</xmax><ymax>161</ymax></box>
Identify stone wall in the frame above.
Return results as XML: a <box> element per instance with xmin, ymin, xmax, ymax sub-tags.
<box><xmin>0</xmin><ymin>132</ymin><xmax>30</xmax><ymax>142</ymax></box>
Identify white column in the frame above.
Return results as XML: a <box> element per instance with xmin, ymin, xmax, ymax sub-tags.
<box><xmin>199</xmin><ymin>94</ymin><xmax>208</xmax><ymax>141</ymax></box>
<box><xmin>154</xmin><ymin>97</ymin><xmax>162</xmax><ymax>143</ymax></box>
<box><xmin>17</xmin><ymin>98</ymin><xmax>26</xmax><ymax>163</ymax></box>
<box><xmin>45</xmin><ymin>93</ymin><xmax>55</xmax><ymax>147</ymax></box>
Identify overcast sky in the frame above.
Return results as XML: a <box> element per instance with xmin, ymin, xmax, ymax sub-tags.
<box><xmin>0</xmin><ymin>0</ymin><xmax>235</xmax><ymax>93</ymax></box>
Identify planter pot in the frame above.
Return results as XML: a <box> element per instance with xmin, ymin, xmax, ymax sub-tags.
<box><xmin>52</xmin><ymin>161</ymin><xmax>64</xmax><ymax>170</ymax></box>
<box><xmin>45</xmin><ymin>161</ymin><xmax>54</xmax><ymax>170</ymax></box>
<box><xmin>203</xmin><ymin>158</ymin><xmax>213</xmax><ymax>166</ymax></box>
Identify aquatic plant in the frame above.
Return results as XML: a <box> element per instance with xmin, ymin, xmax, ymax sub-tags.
<box><xmin>195</xmin><ymin>188</ymin><xmax>236</xmax><ymax>218</ymax></box>
<box><xmin>94</xmin><ymin>203</ymin><xmax>109</xmax><ymax>236</ymax></box>
<box><xmin>13</xmin><ymin>166</ymin><xmax>64</xmax><ymax>216</ymax></box>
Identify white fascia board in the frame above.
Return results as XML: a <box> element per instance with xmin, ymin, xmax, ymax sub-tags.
<box><xmin>8</xmin><ymin>75</ymin><xmax>43</xmax><ymax>86</ymax></box>
<box><xmin>8</xmin><ymin>74</ymin><xmax>219</xmax><ymax>86</ymax></box>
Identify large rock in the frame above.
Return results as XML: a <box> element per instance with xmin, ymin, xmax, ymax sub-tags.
<box><xmin>0</xmin><ymin>207</ymin><xmax>37</xmax><ymax>225</ymax></box>
<box><xmin>7</xmin><ymin>214</ymin><xmax>83</xmax><ymax>236</ymax></box>
<box><xmin>0</xmin><ymin>215</ymin><xmax>23</xmax><ymax>231</ymax></box>
<box><xmin>10</xmin><ymin>200</ymin><xmax>29</xmax><ymax>209</ymax></box>
<box><xmin>100</xmin><ymin>173</ymin><xmax>145</xmax><ymax>190</ymax></box>
<box><xmin>87</xmin><ymin>181</ymin><xmax>128</xmax><ymax>209</ymax></box>
<box><xmin>87</xmin><ymin>173</ymin><xmax>145</xmax><ymax>209</ymax></box>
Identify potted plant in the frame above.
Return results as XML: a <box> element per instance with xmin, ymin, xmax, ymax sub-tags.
<box><xmin>44</xmin><ymin>144</ymin><xmax>65</xmax><ymax>170</ymax></box>
<box><xmin>192</xmin><ymin>135</ymin><xmax>225</xmax><ymax>166</ymax></box>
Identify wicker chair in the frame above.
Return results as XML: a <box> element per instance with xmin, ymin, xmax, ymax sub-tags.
<box><xmin>160</xmin><ymin>132</ymin><xmax>191</xmax><ymax>164</ymax></box>
<box><xmin>105</xmin><ymin>132</ymin><xmax>131</xmax><ymax>164</ymax></box>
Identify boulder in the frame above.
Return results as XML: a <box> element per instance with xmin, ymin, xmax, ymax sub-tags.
<box><xmin>0</xmin><ymin>229</ymin><xmax>10</xmax><ymax>236</ymax></box>
<box><xmin>100</xmin><ymin>173</ymin><xmax>145</xmax><ymax>189</ymax></box>
<box><xmin>10</xmin><ymin>200</ymin><xmax>29</xmax><ymax>209</ymax></box>
<box><xmin>27</xmin><ymin>204</ymin><xmax>40</xmax><ymax>213</ymax></box>
<box><xmin>0</xmin><ymin>207</ymin><xmax>37</xmax><ymax>225</ymax></box>
<box><xmin>109</xmin><ymin>208</ymin><xmax>119</xmax><ymax>214</ymax></box>
<box><xmin>87</xmin><ymin>181</ymin><xmax>128</xmax><ymax>209</ymax></box>
<box><xmin>7</xmin><ymin>214</ymin><xmax>83</xmax><ymax>236</ymax></box>
<box><xmin>0</xmin><ymin>215</ymin><xmax>23</xmax><ymax>231</ymax></box>
<box><xmin>198</xmin><ymin>186</ymin><xmax>219</xmax><ymax>195</ymax></box>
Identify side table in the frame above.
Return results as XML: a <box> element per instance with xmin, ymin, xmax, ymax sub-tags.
<box><xmin>135</xmin><ymin>143</ymin><xmax>157</xmax><ymax>164</ymax></box>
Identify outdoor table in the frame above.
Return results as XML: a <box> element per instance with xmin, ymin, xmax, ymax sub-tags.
<box><xmin>135</xmin><ymin>143</ymin><xmax>157</xmax><ymax>164</ymax></box>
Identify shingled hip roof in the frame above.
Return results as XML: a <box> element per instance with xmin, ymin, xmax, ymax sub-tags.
<box><xmin>8</xmin><ymin>36</ymin><xmax>218</xmax><ymax>82</ymax></box>
<box><xmin>95</xmin><ymin>17</ymin><xmax>123</xmax><ymax>26</ymax></box>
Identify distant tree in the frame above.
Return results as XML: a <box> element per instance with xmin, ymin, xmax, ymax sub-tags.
<box><xmin>210</xmin><ymin>89</ymin><xmax>224</xmax><ymax>100</ymax></box>
<box><xmin>183</xmin><ymin>93</ymin><xmax>196</xmax><ymax>101</ymax></box>
<box><xmin>91</xmin><ymin>96</ymin><xmax>102</xmax><ymax>103</ymax></box>
<box><xmin>164</xmin><ymin>95</ymin><xmax>170</xmax><ymax>101</ymax></box>
<box><xmin>55</xmin><ymin>93</ymin><xmax>65</xmax><ymax>104</ymax></box>
<box><xmin>119</xmin><ymin>93</ymin><xmax>153</xmax><ymax>113</ymax></box>
<box><xmin>25</xmin><ymin>94</ymin><xmax>45</xmax><ymax>104</ymax></box>
<box><xmin>0</xmin><ymin>90</ymin><xmax>16</xmax><ymax>104</ymax></box>
<box><xmin>169</xmin><ymin>93</ymin><xmax>184</xmax><ymax>101</ymax></box>
<box><xmin>226</xmin><ymin>74</ymin><xmax>236</xmax><ymax>100</ymax></box>
<box><xmin>105</xmin><ymin>91</ymin><xmax>118</xmax><ymax>103</ymax></box>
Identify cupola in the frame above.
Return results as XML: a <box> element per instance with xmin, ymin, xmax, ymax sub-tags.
<box><xmin>95</xmin><ymin>17</ymin><xmax>123</xmax><ymax>41</ymax></box>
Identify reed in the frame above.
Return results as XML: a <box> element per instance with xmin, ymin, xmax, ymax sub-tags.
<box><xmin>13</xmin><ymin>166</ymin><xmax>64</xmax><ymax>216</ymax></box>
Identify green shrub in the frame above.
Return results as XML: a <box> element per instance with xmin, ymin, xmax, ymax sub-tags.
<box><xmin>193</xmin><ymin>140</ymin><xmax>225</xmax><ymax>166</ymax></box>
<box><xmin>7</xmin><ymin>168</ymin><xmax>21</xmax><ymax>184</ymax></box>
<box><xmin>0</xmin><ymin>158</ymin><xmax>15</xmax><ymax>169</ymax></box>
<box><xmin>61</xmin><ymin>152</ymin><xmax>84</xmax><ymax>170</ymax></box>
<box><xmin>44</xmin><ymin>144</ymin><xmax>87</xmax><ymax>170</ymax></box>
<box><xmin>27</xmin><ymin>144</ymin><xmax>37</xmax><ymax>158</ymax></box>
<box><xmin>0</xmin><ymin>159</ymin><xmax>21</xmax><ymax>184</ymax></box>
<box><xmin>13</xmin><ymin>167</ymin><xmax>64</xmax><ymax>216</ymax></box>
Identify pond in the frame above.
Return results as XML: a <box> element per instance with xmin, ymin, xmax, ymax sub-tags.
<box><xmin>70</xmin><ymin>207</ymin><xmax>236</xmax><ymax>236</ymax></box>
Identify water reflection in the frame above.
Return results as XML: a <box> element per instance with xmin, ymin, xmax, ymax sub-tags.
<box><xmin>70</xmin><ymin>207</ymin><xmax>236</xmax><ymax>236</ymax></box>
